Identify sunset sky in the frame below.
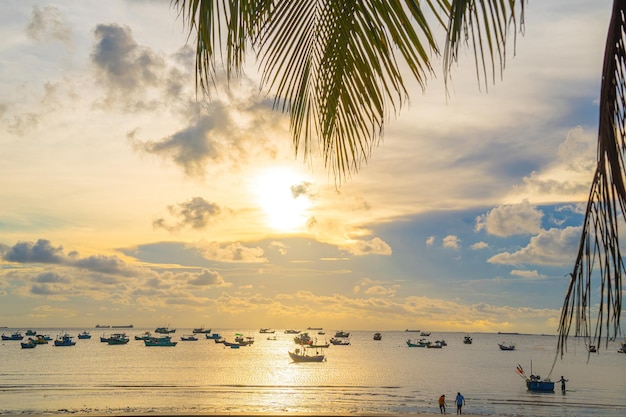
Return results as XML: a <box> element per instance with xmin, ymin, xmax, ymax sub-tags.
<box><xmin>0</xmin><ymin>0</ymin><xmax>613</xmax><ymax>334</ymax></box>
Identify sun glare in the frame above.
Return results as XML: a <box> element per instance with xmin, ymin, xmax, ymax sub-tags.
<box><xmin>254</xmin><ymin>167</ymin><xmax>312</xmax><ymax>232</ymax></box>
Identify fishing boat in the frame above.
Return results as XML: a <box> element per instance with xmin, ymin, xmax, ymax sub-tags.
<box><xmin>144</xmin><ymin>337</ymin><xmax>177</xmax><ymax>347</ymax></box>
<box><xmin>463</xmin><ymin>335</ymin><xmax>473</xmax><ymax>344</ymax></box>
<box><xmin>180</xmin><ymin>334</ymin><xmax>199</xmax><ymax>341</ymax></box>
<box><xmin>498</xmin><ymin>342</ymin><xmax>515</xmax><ymax>351</ymax></box>
<box><xmin>516</xmin><ymin>364</ymin><xmax>554</xmax><ymax>392</ymax></box>
<box><xmin>427</xmin><ymin>341</ymin><xmax>444</xmax><ymax>349</ymax></box>
<box><xmin>2</xmin><ymin>331</ymin><xmax>24</xmax><ymax>341</ymax></box>
<box><xmin>154</xmin><ymin>326</ymin><xmax>176</xmax><ymax>334</ymax></box>
<box><xmin>205</xmin><ymin>333</ymin><xmax>222</xmax><ymax>340</ymax></box>
<box><xmin>77</xmin><ymin>331</ymin><xmax>92</xmax><ymax>339</ymax></box>
<box><xmin>284</xmin><ymin>329</ymin><xmax>300</xmax><ymax>334</ymax></box>
<box><xmin>235</xmin><ymin>334</ymin><xmax>255</xmax><ymax>345</ymax></box>
<box><xmin>334</xmin><ymin>330</ymin><xmax>350</xmax><ymax>338</ymax></box>
<box><xmin>95</xmin><ymin>324</ymin><xmax>110</xmax><ymax>328</ymax></box>
<box><xmin>54</xmin><ymin>333</ymin><xmax>76</xmax><ymax>346</ymax></box>
<box><xmin>25</xmin><ymin>329</ymin><xmax>37</xmax><ymax>336</ymax></box>
<box><xmin>192</xmin><ymin>326</ymin><xmax>211</xmax><ymax>334</ymax></box>
<box><xmin>406</xmin><ymin>338</ymin><xmax>430</xmax><ymax>347</ymax></box>
<box><xmin>106</xmin><ymin>333</ymin><xmax>130</xmax><ymax>345</ymax></box>
<box><xmin>21</xmin><ymin>338</ymin><xmax>37</xmax><ymax>349</ymax></box>
<box><xmin>330</xmin><ymin>337</ymin><xmax>350</xmax><ymax>345</ymax></box>
<box><xmin>32</xmin><ymin>335</ymin><xmax>48</xmax><ymax>344</ymax></box>
<box><xmin>288</xmin><ymin>346</ymin><xmax>326</xmax><ymax>362</ymax></box>
<box><xmin>294</xmin><ymin>332</ymin><xmax>313</xmax><ymax>345</ymax></box>
<box><xmin>259</xmin><ymin>328</ymin><xmax>275</xmax><ymax>333</ymax></box>
<box><xmin>588</xmin><ymin>344</ymin><xmax>597</xmax><ymax>353</ymax></box>
<box><xmin>135</xmin><ymin>332</ymin><xmax>153</xmax><ymax>340</ymax></box>
<box><xmin>373</xmin><ymin>332</ymin><xmax>382</xmax><ymax>341</ymax></box>
<box><xmin>420</xmin><ymin>331</ymin><xmax>431</xmax><ymax>336</ymax></box>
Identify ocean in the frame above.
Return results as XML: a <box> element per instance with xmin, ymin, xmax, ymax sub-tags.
<box><xmin>0</xmin><ymin>328</ymin><xmax>624</xmax><ymax>417</ymax></box>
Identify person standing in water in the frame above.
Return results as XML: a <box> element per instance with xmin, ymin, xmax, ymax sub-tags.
<box><xmin>455</xmin><ymin>392</ymin><xmax>465</xmax><ymax>415</ymax></box>
<box><xmin>558</xmin><ymin>376</ymin><xmax>568</xmax><ymax>392</ymax></box>
<box><xmin>438</xmin><ymin>394</ymin><xmax>447</xmax><ymax>414</ymax></box>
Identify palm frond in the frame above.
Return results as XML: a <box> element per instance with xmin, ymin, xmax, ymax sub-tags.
<box><xmin>443</xmin><ymin>0</ymin><xmax>524</xmax><ymax>92</ymax></box>
<box><xmin>557</xmin><ymin>0</ymin><xmax>626</xmax><ymax>355</ymax></box>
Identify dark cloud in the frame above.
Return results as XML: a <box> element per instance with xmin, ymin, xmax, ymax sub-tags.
<box><xmin>153</xmin><ymin>197</ymin><xmax>222</xmax><ymax>232</ymax></box>
<box><xmin>3</xmin><ymin>239</ymin><xmax>65</xmax><ymax>264</ymax></box>
<box><xmin>291</xmin><ymin>182</ymin><xmax>314</xmax><ymax>198</ymax></box>
<box><xmin>26</xmin><ymin>5</ymin><xmax>71</xmax><ymax>44</ymax></box>
<box><xmin>188</xmin><ymin>269</ymin><xmax>225</xmax><ymax>286</ymax></box>
<box><xmin>30</xmin><ymin>284</ymin><xmax>56</xmax><ymax>295</ymax></box>
<box><xmin>35</xmin><ymin>272</ymin><xmax>68</xmax><ymax>283</ymax></box>
<box><xmin>91</xmin><ymin>23</ymin><xmax>172</xmax><ymax>110</ymax></box>
<box><xmin>74</xmin><ymin>254</ymin><xmax>134</xmax><ymax>276</ymax></box>
<box><xmin>129</xmin><ymin>106</ymin><xmax>231</xmax><ymax>177</ymax></box>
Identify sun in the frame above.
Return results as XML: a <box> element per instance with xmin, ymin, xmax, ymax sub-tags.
<box><xmin>253</xmin><ymin>167</ymin><xmax>312</xmax><ymax>232</ymax></box>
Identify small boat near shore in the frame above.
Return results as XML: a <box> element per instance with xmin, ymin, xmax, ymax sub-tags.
<box><xmin>464</xmin><ymin>335</ymin><xmax>473</xmax><ymax>344</ymax></box>
<box><xmin>77</xmin><ymin>331</ymin><xmax>92</xmax><ymax>339</ymax></box>
<box><xmin>181</xmin><ymin>334</ymin><xmax>199</xmax><ymax>341</ymax></box>
<box><xmin>192</xmin><ymin>326</ymin><xmax>211</xmax><ymax>334</ymax></box>
<box><xmin>155</xmin><ymin>326</ymin><xmax>176</xmax><ymax>334</ymax></box>
<box><xmin>373</xmin><ymin>332</ymin><xmax>382</xmax><ymax>340</ymax></box>
<box><xmin>516</xmin><ymin>363</ymin><xmax>554</xmax><ymax>392</ymax></box>
<box><xmin>407</xmin><ymin>338</ymin><xmax>430</xmax><ymax>347</ymax></box>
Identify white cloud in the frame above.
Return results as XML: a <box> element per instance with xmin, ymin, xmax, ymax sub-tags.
<box><xmin>475</xmin><ymin>200</ymin><xmax>543</xmax><ymax>237</ymax></box>
<box><xmin>471</xmin><ymin>241</ymin><xmax>489</xmax><ymax>250</ymax></box>
<box><xmin>488</xmin><ymin>226</ymin><xmax>581</xmax><ymax>266</ymax></box>
<box><xmin>443</xmin><ymin>235</ymin><xmax>460</xmax><ymax>249</ymax></box>
<box><xmin>426</xmin><ymin>236</ymin><xmax>435</xmax><ymax>246</ymax></box>
<box><xmin>510</xmin><ymin>269</ymin><xmax>546</xmax><ymax>279</ymax></box>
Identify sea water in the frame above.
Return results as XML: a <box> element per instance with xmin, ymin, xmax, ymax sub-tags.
<box><xmin>0</xmin><ymin>329</ymin><xmax>624</xmax><ymax>416</ymax></box>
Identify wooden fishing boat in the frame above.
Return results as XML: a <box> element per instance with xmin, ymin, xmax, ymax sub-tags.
<box><xmin>289</xmin><ymin>346</ymin><xmax>326</xmax><ymax>362</ymax></box>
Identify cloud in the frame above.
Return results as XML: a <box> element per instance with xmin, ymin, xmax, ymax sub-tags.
<box><xmin>475</xmin><ymin>200</ymin><xmax>543</xmax><ymax>237</ymax></box>
<box><xmin>3</xmin><ymin>239</ymin><xmax>65</xmax><ymax>264</ymax></box>
<box><xmin>470</xmin><ymin>241</ymin><xmax>489</xmax><ymax>250</ymax></box>
<box><xmin>91</xmin><ymin>23</ymin><xmax>168</xmax><ymax>110</ymax></box>
<box><xmin>443</xmin><ymin>235</ymin><xmax>460</xmax><ymax>249</ymax></box>
<box><xmin>342</xmin><ymin>237</ymin><xmax>392</xmax><ymax>255</ymax></box>
<box><xmin>291</xmin><ymin>182</ymin><xmax>315</xmax><ymax>199</ymax></box>
<box><xmin>487</xmin><ymin>226</ymin><xmax>581</xmax><ymax>266</ymax></box>
<box><xmin>426</xmin><ymin>236</ymin><xmax>435</xmax><ymax>246</ymax></box>
<box><xmin>73</xmin><ymin>254</ymin><xmax>136</xmax><ymax>276</ymax></box>
<box><xmin>510</xmin><ymin>269</ymin><xmax>546</xmax><ymax>279</ymax></box>
<box><xmin>187</xmin><ymin>269</ymin><xmax>228</xmax><ymax>286</ymax></box>
<box><xmin>153</xmin><ymin>197</ymin><xmax>222</xmax><ymax>231</ymax></box>
<box><xmin>194</xmin><ymin>242</ymin><xmax>268</xmax><ymax>263</ymax></box>
<box><xmin>26</xmin><ymin>6</ymin><xmax>71</xmax><ymax>44</ymax></box>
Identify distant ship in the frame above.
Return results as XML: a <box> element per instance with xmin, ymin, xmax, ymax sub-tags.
<box><xmin>95</xmin><ymin>324</ymin><xmax>110</xmax><ymax>328</ymax></box>
<box><xmin>112</xmin><ymin>325</ymin><xmax>134</xmax><ymax>328</ymax></box>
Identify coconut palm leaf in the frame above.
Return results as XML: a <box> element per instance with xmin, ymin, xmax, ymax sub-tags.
<box><xmin>557</xmin><ymin>0</ymin><xmax>626</xmax><ymax>355</ymax></box>
<box><xmin>172</xmin><ymin>0</ymin><xmax>523</xmax><ymax>181</ymax></box>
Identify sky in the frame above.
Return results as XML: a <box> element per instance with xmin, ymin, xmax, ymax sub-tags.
<box><xmin>0</xmin><ymin>0</ymin><xmax>616</xmax><ymax>334</ymax></box>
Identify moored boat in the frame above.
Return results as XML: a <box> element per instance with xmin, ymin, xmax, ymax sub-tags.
<box><xmin>373</xmin><ymin>332</ymin><xmax>382</xmax><ymax>341</ymax></box>
<box><xmin>105</xmin><ymin>333</ymin><xmax>130</xmax><ymax>345</ymax></box>
<box><xmin>516</xmin><ymin>364</ymin><xmax>554</xmax><ymax>392</ymax></box>
<box><xmin>330</xmin><ymin>337</ymin><xmax>350</xmax><ymax>346</ymax></box>
<box><xmin>25</xmin><ymin>329</ymin><xmax>37</xmax><ymax>336</ymax></box>
<box><xmin>498</xmin><ymin>342</ymin><xmax>515</xmax><ymax>351</ymax></box>
<box><xmin>181</xmin><ymin>334</ymin><xmax>199</xmax><ymax>341</ymax></box>
<box><xmin>155</xmin><ymin>326</ymin><xmax>176</xmax><ymax>334</ymax></box>
<box><xmin>2</xmin><ymin>331</ymin><xmax>24</xmax><ymax>341</ymax></box>
<box><xmin>21</xmin><ymin>338</ymin><xmax>37</xmax><ymax>349</ymax></box>
<box><xmin>54</xmin><ymin>333</ymin><xmax>76</xmax><ymax>346</ymax></box>
<box><xmin>463</xmin><ymin>335</ymin><xmax>473</xmax><ymax>344</ymax></box>
<box><xmin>259</xmin><ymin>328</ymin><xmax>275</xmax><ymax>333</ymax></box>
<box><xmin>144</xmin><ymin>337</ymin><xmax>177</xmax><ymax>347</ymax></box>
<box><xmin>334</xmin><ymin>330</ymin><xmax>350</xmax><ymax>338</ymax></box>
<box><xmin>406</xmin><ymin>338</ymin><xmax>430</xmax><ymax>347</ymax></box>
<box><xmin>205</xmin><ymin>333</ymin><xmax>222</xmax><ymax>340</ymax></box>
<box><xmin>192</xmin><ymin>326</ymin><xmax>211</xmax><ymax>334</ymax></box>
<box><xmin>77</xmin><ymin>331</ymin><xmax>92</xmax><ymax>339</ymax></box>
<box><xmin>289</xmin><ymin>346</ymin><xmax>326</xmax><ymax>362</ymax></box>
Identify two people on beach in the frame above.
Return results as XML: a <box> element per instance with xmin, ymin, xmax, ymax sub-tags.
<box><xmin>438</xmin><ymin>392</ymin><xmax>464</xmax><ymax>415</ymax></box>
